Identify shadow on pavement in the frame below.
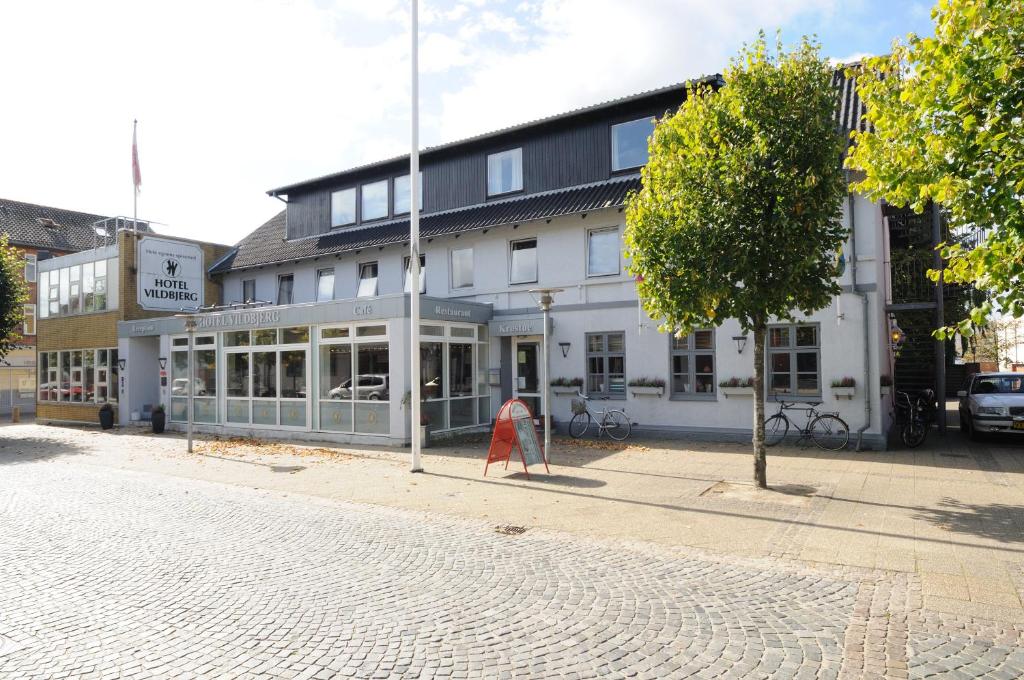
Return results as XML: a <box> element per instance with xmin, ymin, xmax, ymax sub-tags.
<box><xmin>913</xmin><ymin>496</ymin><xmax>1024</xmax><ymax>545</ymax></box>
<box><xmin>0</xmin><ymin>425</ymin><xmax>88</xmax><ymax>465</ymax></box>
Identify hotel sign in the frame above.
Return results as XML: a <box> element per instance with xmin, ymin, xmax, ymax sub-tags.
<box><xmin>137</xmin><ymin>237</ymin><xmax>204</xmax><ymax>311</ymax></box>
<box><xmin>195</xmin><ymin>310</ymin><xmax>282</xmax><ymax>329</ymax></box>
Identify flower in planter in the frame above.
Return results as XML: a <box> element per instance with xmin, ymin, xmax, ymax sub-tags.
<box><xmin>830</xmin><ymin>376</ymin><xmax>856</xmax><ymax>388</ymax></box>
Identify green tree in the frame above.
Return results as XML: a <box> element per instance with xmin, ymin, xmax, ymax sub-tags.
<box><xmin>845</xmin><ymin>0</ymin><xmax>1024</xmax><ymax>338</ymax></box>
<box><xmin>624</xmin><ymin>35</ymin><xmax>846</xmax><ymax>488</ymax></box>
<box><xmin>0</xmin><ymin>235</ymin><xmax>28</xmax><ymax>360</ymax></box>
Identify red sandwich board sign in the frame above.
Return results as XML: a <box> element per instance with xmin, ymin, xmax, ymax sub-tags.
<box><xmin>484</xmin><ymin>399</ymin><xmax>550</xmax><ymax>479</ymax></box>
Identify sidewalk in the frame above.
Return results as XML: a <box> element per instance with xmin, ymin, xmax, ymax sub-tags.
<box><xmin>9</xmin><ymin>422</ymin><xmax>1024</xmax><ymax>624</ymax></box>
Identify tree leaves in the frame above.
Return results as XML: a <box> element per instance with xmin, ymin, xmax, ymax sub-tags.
<box><xmin>0</xmin><ymin>235</ymin><xmax>28</xmax><ymax>361</ymax></box>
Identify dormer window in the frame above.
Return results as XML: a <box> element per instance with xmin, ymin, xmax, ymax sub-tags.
<box><xmin>361</xmin><ymin>180</ymin><xmax>389</xmax><ymax>222</ymax></box>
<box><xmin>331</xmin><ymin>188</ymin><xmax>356</xmax><ymax>227</ymax></box>
<box><xmin>611</xmin><ymin>117</ymin><xmax>656</xmax><ymax>171</ymax></box>
<box><xmin>487</xmin><ymin>148</ymin><xmax>523</xmax><ymax>197</ymax></box>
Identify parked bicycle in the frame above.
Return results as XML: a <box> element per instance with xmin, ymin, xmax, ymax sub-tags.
<box><xmin>569</xmin><ymin>391</ymin><xmax>631</xmax><ymax>441</ymax></box>
<box><xmin>894</xmin><ymin>388</ymin><xmax>935</xmax><ymax>448</ymax></box>
<box><xmin>764</xmin><ymin>401</ymin><xmax>849</xmax><ymax>450</ymax></box>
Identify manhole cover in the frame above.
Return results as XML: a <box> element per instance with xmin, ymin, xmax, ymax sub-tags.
<box><xmin>495</xmin><ymin>525</ymin><xmax>528</xmax><ymax>536</ymax></box>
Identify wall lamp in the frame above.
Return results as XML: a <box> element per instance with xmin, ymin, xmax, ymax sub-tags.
<box><xmin>732</xmin><ymin>335</ymin><xmax>748</xmax><ymax>354</ymax></box>
<box><xmin>558</xmin><ymin>341</ymin><xmax>571</xmax><ymax>358</ymax></box>
<box><xmin>158</xmin><ymin>357</ymin><xmax>167</xmax><ymax>370</ymax></box>
<box><xmin>117</xmin><ymin>358</ymin><xmax>127</xmax><ymax>371</ymax></box>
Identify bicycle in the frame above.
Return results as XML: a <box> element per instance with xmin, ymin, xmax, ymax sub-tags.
<box><xmin>764</xmin><ymin>401</ymin><xmax>849</xmax><ymax>451</ymax></box>
<box><xmin>568</xmin><ymin>391</ymin><xmax>631</xmax><ymax>441</ymax></box>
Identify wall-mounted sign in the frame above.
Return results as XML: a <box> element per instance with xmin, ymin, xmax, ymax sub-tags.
<box><xmin>489</xmin><ymin>316</ymin><xmax>550</xmax><ymax>337</ymax></box>
<box><xmin>137</xmin><ymin>237</ymin><xmax>204</xmax><ymax>311</ymax></box>
<box><xmin>195</xmin><ymin>310</ymin><xmax>281</xmax><ymax>330</ymax></box>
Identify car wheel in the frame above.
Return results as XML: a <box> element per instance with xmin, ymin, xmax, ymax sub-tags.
<box><xmin>369</xmin><ymin>394</ymin><xmax>379</xmax><ymax>400</ymax></box>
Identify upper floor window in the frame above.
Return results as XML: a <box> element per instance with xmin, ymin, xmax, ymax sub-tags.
<box><xmin>671</xmin><ymin>330</ymin><xmax>715</xmax><ymax>397</ymax></box>
<box><xmin>403</xmin><ymin>255</ymin><xmax>426</xmax><ymax>294</ymax></box>
<box><xmin>331</xmin><ymin>188</ymin><xmax>356</xmax><ymax>227</ymax></box>
<box><xmin>23</xmin><ymin>304</ymin><xmax>35</xmax><ymax>336</ymax></box>
<box><xmin>276</xmin><ymin>274</ymin><xmax>294</xmax><ymax>305</ymax></box>
<box><xmin>450</xmin><ymin>247</ymin><xmax>473</xmax><ymax>289</ymax></box>
<box><xmin>69</xmin><ymin>265</ymin><xmax>81</xmax><ymax>314</ymax></box>
<box><xmin>242</xmin><ymin>279</ymin><xmax>256</xmax><ymax>303</ymax></box>
<box><xmin>361</xmin><ymin>180</ymin><xmax>389</xmax><ymax>222</ymax></box>
<box><xmin>357</xmin><ymin>262</ymin><xmax>378</xmax><ymax>298</ymax></box>
<box><xmin>768</xmin><ymin>323</ymin><xmax>820</xmax><ymax>398</ymax></box>
<box><xmin>316</xmin><ymin>268</ymin><xmax>335</xmax><ymax>302</ymax></box>
<box><xmin>587</xmin><ymin>227</ymin><xmax>620</xmax><ymax>277</ymax></box>
<box><xmin>611</xmin><ymin>117</ymin><xmax>655</xmax><ymax>171</ymax></box>
<box><xmin>509</xmin><ymin>238</ymin><xmax>537</xmax><ymax>284</ymax></box>
<box><xmin>40</xmin><ymin>261</ymin><xmax>111</xmax><ymax>319</ymax></box>
<box><xmin>487</xmin><ymin>148</ymin><xmax>523</xmax><ymax>197</ymax></box>
<box><xmin>393</xmin><ymin>172</ymin><xmax>423</xmax><ymax>215</ymax></box>
<box><xmin>24</xmin><ymin>254</ymin><xmax>36</xmax><ymax>283</ymax></box>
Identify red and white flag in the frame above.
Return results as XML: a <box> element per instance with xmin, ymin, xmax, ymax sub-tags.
<box><xmin>132</xmin><ymin>120</ymin><xmax>142</xmax><ymax>194</ymax></box>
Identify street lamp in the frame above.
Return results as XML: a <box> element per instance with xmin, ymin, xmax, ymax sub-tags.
<box><xmin>183</xmin><ymin>315</ymin><xmax>197</xmax><ymax>453</ymax></box>
<box><xmin>529</xmin><ymin>288</ymin><xmax>563</xmax><ymax>464</ymax></box>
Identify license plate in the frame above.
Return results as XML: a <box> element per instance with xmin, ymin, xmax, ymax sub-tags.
<box><xmin>1013</xmin><ymin>421</ymin><xmax>1024</xmax><ymax>431</ymax></box>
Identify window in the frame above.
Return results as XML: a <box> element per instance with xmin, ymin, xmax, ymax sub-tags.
<box><xmin>611</xmin><ymin>117</ymin><xmax>655</xmax><ymax>171</ymax></box>
<box><xmin>403</xmin><ymin>255</ymin><xmax>426</xmax><ymax>294</ymax></box>
<box><xmin>509</xmin><ymin>238</ymin><xmax>537</xmax><ymax>284</ymax></box>
<box><xmin>318</xmin><ymin>323</ymin><xmax>391</xmax><ymax>434</ymax></box>
<box><xmin>82</xmin><ymin>262</ymin><xmax>95</xmax><ymax>312</ymax></box>
<box><xmin>393</xmin><ymin>172</ymin><xmax>423</xmax><ymax>215</ymax></box>
<box><xmin>39</xmin><ymin>349</ymin><xmax>116</xmax><ymax>404</ymax></box>
<box><xmin>768</xmin><ymin>324</ymin><xmax>820</xmax><ymax>397</ymax></box>
<box><xmin>40</xmin><ymin>260</ymin><xmax>111</xmax><ymax>318</ymax></box>
<box><xmin>670</xmin><ymin>330</ymin><xmax>715</xmax><ymax>397</ymax></box>
<box><xmin>450</xmin><ymin>247</ymin><xmax>473</xmax><ymax>289</ymax></box>
<box><xmin>331</xmin><ymin>187</ymin><xmax>356</xmax><ymax>227</ymax></box>
<box><xmin>587</xmin><ymin>228</ymin><xmax>620</xmax><ymax>277</ymax></box>
<box><xmin>276</xmin><ymin>274</ymin><xmax>294</xmax><ymax>305</ymax></box>
<box><xmin>69</xmin><ymin>265</ymin><xmax>81</xmax><ymax>314</ymax></box>
<box><xmin>94</xmin><ymin>260</ymin><xmax>107</xmax><ymax>310</ymax></box>
<box><xmin>47</xmin><ymin>270</ymin><xmax>59</xmax><ymax>316</ymax></box>
<box><xmin>586</xmin><ymin>332</ymin><xmax>625</xmax><ymax>398</ymax></box>
<box><xmin>361</xmin><ymin>179</ymin><xmax>389</xmax><ymax>222</ymax></box>
<box><xmin>487</xmin><ymin>148</ymin><xmax>523</xmax><ymax>196</ymax></box>
<box><xmin>58</xmin><ymin>267</ymin><xmax>69</xmax><ymax>315</ymax></box>
<box><xmin>38</xmin><ymin>270</ymin><xmax>48</xmax><ymax>318</ymax></box>
<box><xmin>316</xmin><ymin>268</ymin><xmax>335</xmax><ymax>302</ymax></box>
<box><xmin>242</xmin><ymin>279</ymin><xmax>256</xmax><ymax>303</ymax></box>
<box><xmin>357</xmin><ymin>262</ymin><xmax>378</xmax><ymax>297</ymax></box>
<box><xmin>24</xmin><ymin>254</ymin><xmax>36</xmax><ymax>283</ymax></box>
<box><xmin>22</xmin><ymin>304</ymin><xmax>35</xmax><ymax>336</ymax></box>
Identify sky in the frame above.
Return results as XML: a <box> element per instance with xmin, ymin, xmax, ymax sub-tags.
<box><xmin>0</xmin><ymin>0</ymin><xmax>935</xmax><ymax>245</ymax></box>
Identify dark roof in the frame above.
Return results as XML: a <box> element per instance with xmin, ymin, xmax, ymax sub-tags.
<box><xmin>267</xmin><ymin>76</ymin><xmax>723</xmax><ymax>196</ymax></box>
<box><xmin>0</xmin><ymin>197</ymin><xmax>116</xmax><ymax>252</ymax></box>
<box><xmin>212</xmin><ymin>176</ymin><xmax>640</xmax><ymax>274</ymax></box>
<box><xmin>833</xmin><ymin>66</ymin><xmax>869</xmax><ymax>135</ymax></box>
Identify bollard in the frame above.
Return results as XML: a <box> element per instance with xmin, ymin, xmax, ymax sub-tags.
<box><xmin>11</xmin><ymin>406</ymin><xmax>20</xmax><ymax>423</ymax></box>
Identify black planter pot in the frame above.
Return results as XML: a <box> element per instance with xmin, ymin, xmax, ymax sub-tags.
<box><xmin>151</xmin><ymin>410</ymin><xmax>166</xmax><ymax>434</ymax></box>
<box><xmin>98</xmin><ymin>407</ymin><xmax>114</xmax><ymax>430</ymax></box>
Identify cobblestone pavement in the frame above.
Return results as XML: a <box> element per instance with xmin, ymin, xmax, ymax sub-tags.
<box><xmin>0</xmin><ymin>441</ymin><xmax>1022</xmax><ymax>677</ymax></box>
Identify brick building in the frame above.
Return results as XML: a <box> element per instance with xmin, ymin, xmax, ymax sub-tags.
<box><xmin>36</xmin><ymin>228</ymin><xmax>230</xmax><ymax>426</ymax></box>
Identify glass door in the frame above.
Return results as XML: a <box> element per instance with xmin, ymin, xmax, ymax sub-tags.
<box><xmin>513</xmin><ymin>338</ymin><xmax>542</xmax><ymax>422</ymax></box>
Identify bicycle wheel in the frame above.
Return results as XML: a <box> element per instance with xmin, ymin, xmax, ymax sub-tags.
<box><xmin>569</xmin><ymin>412</ymin><xmax>591</xmax><ymax>438</ymax></box>
<box><xmin>602</xmin><ymin>410</ymin><xmax>631</xmax><ymax>441</ymax></box>
<box><xmin>764</xmin><ymin>414</ymin><xmax>788</xmax><ymax>446</ymax></box>
<box><xmin>810</xmin><ymin>414</ymin><xmax>850</xmax><ymax>451</ymax></box>
<box><xmin>901</xmin><ymin>420</ymin><xmax>927</xmax><ymax>448</ymax></box>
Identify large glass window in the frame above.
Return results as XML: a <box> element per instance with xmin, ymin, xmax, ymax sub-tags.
<box><xmin>586</xmin><ymin>332</ymin><xmax>625</xmax><ymax>398</ymax></box>
<box><xmin>416</xmin><ymin>325</ymin><xmax>488</xmax><ymax>432</ymax></box>
<box><xmin>96</xmin><ymin>350</ymin><xmax>109</xmax><ymax>403</ymax></box>
<box><xmin>318</xmin><ymin>325</ymin><xmax>390</xmax><ymax>434</ymax></box>
<box><xmin>58</xmin><ymin>267</ymin><xmax>70</xmax><ymax>315</ymax></box>
<box><xmin>357</xmin><ymin>262</ymin><xmax>378</xmax><ymax>297</ymax></box>
<box><xmin>316</xmin><ymin>268</ymin><xmax>335</xmax><ymax>302</ymax></box>
<box><xmin>94</xmin><ymin>260</ymin><xmax>107</xmax><ymax>310</ymax></box>
<box><xmin>39</xmin><ymin>348</ymin><xmax>117</xmax><ymax>404</ymax></box>
<box><xmin>331</xmin><ymin>187</ymin><xmax>356</xmax><ymax>227</ymax></box>
<box><xmin>69</xmin><ymin>266</ymin><xmax>81</xmax><ymax>314</ymax></box>
<box><xmin>38</xmin><ymin>352</ymin><xmax>51</xmax><ymax>401</ymax></box>
<box><xmin>509</xmin><ymin>238</ymin><xmax>537</xmax><ymax>284</ymax></box>
<box><xmin>38</xmin><ymin>271</ymin><xmax>49</xmax><ymax>319</ymax></box>
<box><xmin>671</xmin><ymin>330</ymin><xmax>715</xmax><ymax>397</ymax></box>
<box><xmin>768</xmin><ymin>324</ymin><xmax>820</xmax><ymax>397</ymax></box>
<box><xmin>611</xmin><ymin>117</ymin><xmax>655</xmax><ymax>171</ymax></box>
<box><xmin>393</xmin><ymin>172</ymin><xmax>423</xmax><ymax>215</ymax></box>
<box><xmin>47</xmin><ymin>270</ymin><xmax>59</xmax><ymax>316</ymax></box>
<box><xmin>276</xmin><ymin>274</ymin><xmax>294</xmax><ymax>305</ymax></box>
<box><xmin>280</xmin><ymin>351</ymin><xmax>306</xmax><ymax>399</ymax></box>
<box><xmin>449</xmin><ymin>343</ymin><xmax>474</xmax><ymax>397</ymax></box>
<box><xmin>226</xmin><ymin>353</ymin><xmax>249</xmax><ymax>397</ymax></box>
<box><xmin>42</xmin><ymin>259</ymin><xmax>111</xmax><ymax>318</ymax></box>
<box><xmin>253</xmin><ymin>352</ymin><xmax>277</xmax><ymax>398</ymax></box>
<box><xmin>487</xmin><ymin>148</ymin><xmax>523</xmax><ymax>196</ymax></box>
<box><xmin>361</xmin><ymin>180</ymin><xmax>389</xmax><ymax>222</ymax></box>
<box><xmin>587</xmin><ymin>228</ymin><xmax>620</xmax><ymax>277</ymax></box>
<box><xmin>451</xmin><ymin>248</ymin><xmax>473</xmax><ymax>289</ymax></box>
<box><xmin>83</xmin><ymin>350</ymin><xmax>95</xmax><ymax>401</ymax></box>
<box><xmin>403</xmin><ymin>255</ymin><xmax>426</xmax><ymax>294</ymax></box>
<box><xmin>82</xmin><ymin>262</ymin><xmax>95</xmax><ymax>312</ymax></box>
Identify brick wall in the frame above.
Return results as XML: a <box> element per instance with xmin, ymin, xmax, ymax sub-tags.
<box><xmin>37</xmin><ymin>311</ymin><xmax>120</xmax><ymax>352</ymax></box>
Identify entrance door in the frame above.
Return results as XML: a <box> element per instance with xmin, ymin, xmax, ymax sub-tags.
<box><xmin>513</xmin><ymin>338</ymin><xmax>542</xmax><ymax>422</ymax></box>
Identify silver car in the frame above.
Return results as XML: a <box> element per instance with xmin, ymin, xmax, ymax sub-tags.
<box><xmin>958</xmin><ymin>372</ymin><xmax>1024</xmax><ymax>439</ymax></box>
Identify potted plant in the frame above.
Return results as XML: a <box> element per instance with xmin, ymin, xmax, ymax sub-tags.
<box><xmin>831</xmin><ymin>377</ymin><xmax>857</xmax><ymax>399</ymax></box>
<box><xmin>719</xmin><ymin>377</ymin><xmax>755</xmax><ymax>397</ymax></box>
<box><xmin>151</xmin><ymin>404</ymin><xmax>166</xmax><ymax>434</ymax></box>
<box><xmin>98</xmin><ymin>403</ymin><xmax>114</xmax><ymax>430</ymax></box>
<box><xmin>880</xmin><ymin>375</ymin><xmax>893</xmax><ymax>396</ymax></box>
<box><xmin>628</xmin><ymin>377</ymin><xmax>665</xmax><ymax>397</ymax></box>
<box><xmin>550</xmin><ymin>377</ymin><xmax>583</xmax><ymax>396</ymax></box>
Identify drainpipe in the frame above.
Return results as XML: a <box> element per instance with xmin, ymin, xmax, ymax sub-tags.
<box><xmin>848</xmin><ymin>180</ymin><xmax>872</xmax><ymax>450</ymax></box>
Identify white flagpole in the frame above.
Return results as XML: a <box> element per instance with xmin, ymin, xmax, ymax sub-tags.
<box><xmin>409</xmin><ymin>0</ymin><xmax>423</xmax><ymax>473</ymax></box>
<box><xmin>133</xmin><ymin>119</ymin><xmax>138</xmax><ymax>234</ymax></box>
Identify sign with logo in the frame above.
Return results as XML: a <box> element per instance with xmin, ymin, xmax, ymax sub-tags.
<box><xmin>484</xmin><ymin>398</ymin><xmax>549</xmax><ymax>479</ymax></box>
<box><xmin>137</xmin><ymin>237</ymin><xmax>204</xmax><ymax>311</ymax></box>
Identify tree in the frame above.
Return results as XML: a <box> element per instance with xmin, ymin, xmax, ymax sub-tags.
<box><xmin>624</xmin><ymin>35</ymin><xmax>846</xmax><ymax>488</ymax></box>
<box><xmin>0</xmin><ymin>235</ymin><xmax>28</xmax><ymax>360</ymax></box>
<box><xmin>845</xmin><ymin>0</ymin><xmax>1024</xmax><ymax>339</ymax></box>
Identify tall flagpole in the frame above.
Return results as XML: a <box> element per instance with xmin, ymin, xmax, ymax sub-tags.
<box><xmin>409</xmin><ymin>0</ymin><xmax>423</xmax><ymax>473</ymax></box>
<box><xmin>132</xmin><ymin>119</ymin><xmax>140</xmax><ymax>234</ymax></box>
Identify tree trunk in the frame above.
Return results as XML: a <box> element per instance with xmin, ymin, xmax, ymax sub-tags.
<box><xmin>752</xmin><ymin>324</ymin><xmax>768</xmax><ymax>489</ymax></box>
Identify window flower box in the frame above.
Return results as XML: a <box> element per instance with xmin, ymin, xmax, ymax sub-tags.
<box><xmin>552</xmin><ymin>385</ymin><xmax>579</xmax><ymax>396</ymax></box>
<box><xmin>629</xmin><ymin>385</ymin><xmax>664</xmax><ymax>398</ymax></box>
<box><xmin>720</xmin><ymin>386</ymin><xmax>754</xmax><ymax>398</ymax></box>
<box><xmin>831</xmin><ymin>386</ymin><xmax>856</xmax><ymax>399</ymax></box>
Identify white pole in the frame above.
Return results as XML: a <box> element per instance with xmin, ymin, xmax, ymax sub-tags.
<box><xmin>132</xmin><ymin>119</ymin><xmax>138</xmax><ymax>235</ymax></box>
<box><xmin>409</xmin><ymin>0</ymin><xmax>423</xmax><ymax>473</ymax></box>
<box><xmin>186</xmin><ymin>323</ymin><xmax>194</xmax><ymax>453</ymax></box>
<box><xmin>542</xmin><ymin>303</ymin><xmax>551</xmax><ymax>463</ymax></box>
